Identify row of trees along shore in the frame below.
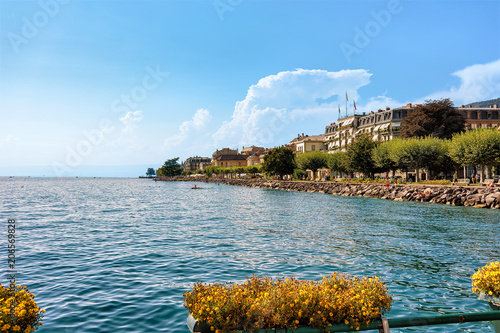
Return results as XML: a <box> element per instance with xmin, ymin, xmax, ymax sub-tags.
<box><xmin>262</xmin><ymin>99</ymin><xmax>500</xmax><ymax>183</ymax></box>
<box><xmin>288</xmin><ymin>127</ymin><xmax>500</xmax><ymax>183</ymax></box>
<box><xmin>155</xmin><ymin>157</ymin><xmax>264</xmax><ymax>178</ymax></box>
<box><xmin>154</xmin><ymin>99</ymin><xmax>500</xmax><ymax>183</ymax></box>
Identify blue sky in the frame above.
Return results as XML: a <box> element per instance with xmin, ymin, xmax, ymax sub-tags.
<box><xmin>1</xmin><ymin>0</ymin><xmax>499</xmax><ymax>177</ymax></box>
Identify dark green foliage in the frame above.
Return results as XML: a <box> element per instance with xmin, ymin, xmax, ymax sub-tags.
<box><xmin>372</xmin><ymin>141</ymin><xmax>398</xmax><ymax>174</ymax></box>
<box><xmin>326</xmin><ymin>151</ymin><xmax>350</xmax><ymax>175</ymax></box>
<box><xmin>401</xmin><ymin>98</ymin><xmax>465</xmax><ymax>140</ymax></box>
<box><xmin>246</xmin><ymin>165</ymin><xmax>261</xmax><ymax>177</ymax></box>
<box><xmin>156</xmin><ymin>157</ymin><xmax>183</xmax><ymax>177</ymax></box>
<box><xmin>293</xmin><ymin>168</ymin><xmax>307</xmax><ymax>180</ymax></box>
<box><xmin>346</xmin><ymin>135</ymin><xmax>380</xmax><ymax>177</ymax></box>
<box><xmin>146</xmin><ymin>168</ymin><xmax>156</xmax><ymax>176</ymax></box>
<box><xmin>261</xmin><ymin>146</ymin><xmax>296</xmax><ymax>179</ymax></box>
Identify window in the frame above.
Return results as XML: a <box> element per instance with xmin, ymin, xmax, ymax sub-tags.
<box><xmin>312</xmin><ymin>145</ymin><xmax>316</xmax><ymax>151</ymax></box>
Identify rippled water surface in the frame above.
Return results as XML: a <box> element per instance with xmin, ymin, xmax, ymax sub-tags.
<box><xmin>1</xmin><ymin>177</ymin><xmax>499</xmax><ymax>332</ymax></box>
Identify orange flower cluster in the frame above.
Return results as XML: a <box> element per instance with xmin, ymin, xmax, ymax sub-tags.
<box><xmin>472</xmin><ymin>261</ymin><xmax>500</xmax><ymax>297</ymax></box>
<box><xmin>0</xmin><ymin>284</ymin><xmax>45</xmax><ymax>333</ymax></box>
<box><xmin>183</xmin><ymin>273</ymin><xmax>392</xmax><ymax>332</ymax></box>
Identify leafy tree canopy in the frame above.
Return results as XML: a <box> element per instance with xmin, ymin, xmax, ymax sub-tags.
<box><xmin>261</xmin><ymin>146</ymin><xmax>296</xmax><ymax>179</ymax></box>
<box><xmin>156</xmin><ymin>157</ymin><xmax>183</xmax><ymax>177</ymax></box>
<box><xmin>326</xmin><ymin>151</ymin><xmax>350</xmax><ymax>175</ymax></box>
<box><xmin>246</xmin><ymin>165</ymin><xmax>261</xmax><ymax>177</ymax></box>
<box><xmin>146</xmin><ymin>168</ymin><xmax>156</xmax><ymax>176</ymax></box>
<box><xmin>372</xmin><ymin>140</ymin><xmax>399</xmax><ymax>173</ymax></box>
<box><xmin>295</xmin><ymin>151</ymin><xmax>328</xmax><ymax>173</ymax></box>
<box><xmin>448</xmin><ymin>128</ymin><xmax>500</xmax><ymax>167</ymax></box>
<box><xmin>346</xmin><ymin>135</ymin><xmax>380</xmax><ymax>177</ymax></box>
<box><xmin>203</xmin><ymin>165</ymin><xmax>223</xmax><ymax>175</ymax></box>
<box><xmin>389</xmin><ymin>137</ymin><xmax>450</xmax><ymax>181</ymax></box>
<box><xmin>401</xmin><ymin>98</ymin><xmax>465</xmax><ymax>140</ymax></box>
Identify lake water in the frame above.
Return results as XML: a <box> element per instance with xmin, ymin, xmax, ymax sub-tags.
<box><xmin>1</xmin><ymin>177</ymin><xmax>499</xmax><ymax>332</ymax></box>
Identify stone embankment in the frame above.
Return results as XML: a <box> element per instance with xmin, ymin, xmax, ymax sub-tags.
<box><xmin>214</xmin><ymin>179</ymin><xmax>500</xmax><ymax>209</ymax></box>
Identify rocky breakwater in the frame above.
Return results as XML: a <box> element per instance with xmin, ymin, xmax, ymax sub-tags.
<box><xmin>216</xmin><ymin>179</ymin><xmax>500</xmax><ymax>209</ymax></box>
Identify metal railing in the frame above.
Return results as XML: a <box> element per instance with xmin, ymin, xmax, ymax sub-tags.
<box><xmin>187</xmin><ymin>310</ymin><xmax>500</xmax><ymax>332</ymax></box>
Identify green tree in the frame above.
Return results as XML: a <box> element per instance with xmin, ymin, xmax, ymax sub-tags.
<box><xmin>156</xmin><ymin>158</ymin><xmax>183</xmax><ymax>177</ymax></box>
<box><xmin>390</xmin><ymin>137</ymin><xmax>449</xmax><ymax>182</ymax></box>
<box><xmin>326</xmin><ymin>151</ymin><xmax>350</xmax><ymax>178</ymax></box>
<box><xmin>372</xmin><ymin>141</ymin><xmax>398</xmax><ymax>176</ymax></box>
<box><xmin>295</xmin><ymin>151</ymin><xmax>328</xmax><ymax>179</ymax></box>
<box><xmin>246</xmin><ymin>165</ymin><xmax>261</xmax><ymax>177</ymax></box>
<box><xmin>293</xmin><ymin>168</ymin><xmax>307</xmax><ymax>180</ymax></box>
<box><xmin>145</xmin><ymin>168</ymin><xmax>156</xmax><ymax>177</ymax></box>
<box><xmin>261</xmin><ymin>146</ymin><xmax>296</xmax><ymax>179</ymax></box>
<box><xmin>234</xmin><ymin>167</ymin><xmax>245</xmax><ymax>178</ymax></box>
<box><xmin>203</xmin><ymin>165</ymin><xmax>223</xmax><ymax>177</ymax></box>
<box><xmin>401</xmin><ymin>98</ymin><xmax>465</xmax><ymax>139</ymax></box>
<box><xmin>346</xmin><ymin>135</ymin><xmax>379</xmax><ymax>178</ymax></box>
<box><xmin>447</xmin><ymin>128</ymin><xmax>500</xmax><ymax>182</ymax></box>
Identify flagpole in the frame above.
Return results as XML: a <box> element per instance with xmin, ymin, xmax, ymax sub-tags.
<box><xmin>345</xmin><ymin>94</ymin><xmax>348</xmax><ymax>117</ymax></box>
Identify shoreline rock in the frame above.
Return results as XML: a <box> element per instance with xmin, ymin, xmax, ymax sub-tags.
<box><xmin>203</xmin><ymin>179</ymin><xmax>500</xmax><ymax>209</ymax></box>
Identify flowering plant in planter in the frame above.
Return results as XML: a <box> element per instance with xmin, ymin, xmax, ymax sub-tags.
<box><xmin>472</xmin><ymin>260</ymin><xmax>500</xmax><ymax>313</ymax></box>
<box><xmin>0</xmin><ymin>283</ymin><xmax>45</xmax><ymax>333</ymax></box>
<box><xmin>183</xmin><ymin>273</ymin><xmax>392</xmax><ymax>332</ymax></box>
<box><xmin>472</xmin><ymin>261</ymin><xmax>500</xmax><ymax>298</ymax></box>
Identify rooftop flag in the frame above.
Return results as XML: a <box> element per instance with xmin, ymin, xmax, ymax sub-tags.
<box><xmin>346</xmin><ymin>91</ymin><xmax>348</xmax><ymax>101</ymax></box>
<box><xmin>354</xmin><ymin>100</ymin><xmax>357</xmax><ymax>111</ymax></box>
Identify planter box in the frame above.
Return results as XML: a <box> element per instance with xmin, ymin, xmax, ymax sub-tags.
<box><xmin>186</xmin><ymin>315</ymin><xmax>380</xmax><ymax>333</ymax></box>
<box><xmin>478</xmin><ymin>293</ymin><xmax>500</xmax><ymax>308</ymax></box>
<box><xmin>478</xmin><ymin>293</ymin><xmax>500</xmax><ymax>332</ymax></box>
<box><xmin>188</xmin><ymin>310</ymin><xmax>500</xmax><ymax>333</ymax></box>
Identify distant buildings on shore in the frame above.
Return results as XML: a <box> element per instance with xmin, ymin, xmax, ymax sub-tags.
<box><xmin>182</xmin><ymin>146</ymin><xmax>269</xmax><ymax>171</ymax></box>
<box><xmin>181</xmin><ymin>156</ymin><xmax>211</xmax><ymax>171</ymax></box>
<box><xmin>181</xmin><ymin>103</ymin><xmax>500</xmax><ymax>171</ymax></box>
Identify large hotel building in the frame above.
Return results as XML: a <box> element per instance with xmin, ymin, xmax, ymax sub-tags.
<box><xmin>324</xmin><ymin>103</ymin><xmax>500</xmax><ymax>152</ymax></box>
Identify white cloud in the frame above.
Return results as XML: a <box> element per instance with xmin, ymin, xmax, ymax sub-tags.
<box><xmin>358</xmin><ymin>95</ymin><xmax>403</xmax><ymax>114</ymax></box>
<box><xmin>212</xmin><ymin>68</ymin><xmax>372</xmax><ymax>147</ymax></box>
<box><xmin>420</xmin><ymin>59</ymin><xmax>500</xmax><ymax>105</ymax></box>
<box><xmin>167</xmin><ymin>59</ymin><xmax>500</xmax><ymax>158</ymax></box>
<box><xmin>120</xmin><ymin>110</ymin><xmax>143</xmax><ymax>134</ymax></box>
<box><xmin>164</xmin><ymin>108</ymin><xmax>212</xmax><ymax>147</ymax></box>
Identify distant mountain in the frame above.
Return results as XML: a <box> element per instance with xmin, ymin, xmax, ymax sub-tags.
<box><xmin>464</xmin><ymin>98</ymin><xmax>500</xmax><ymax>108</ymax></box>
